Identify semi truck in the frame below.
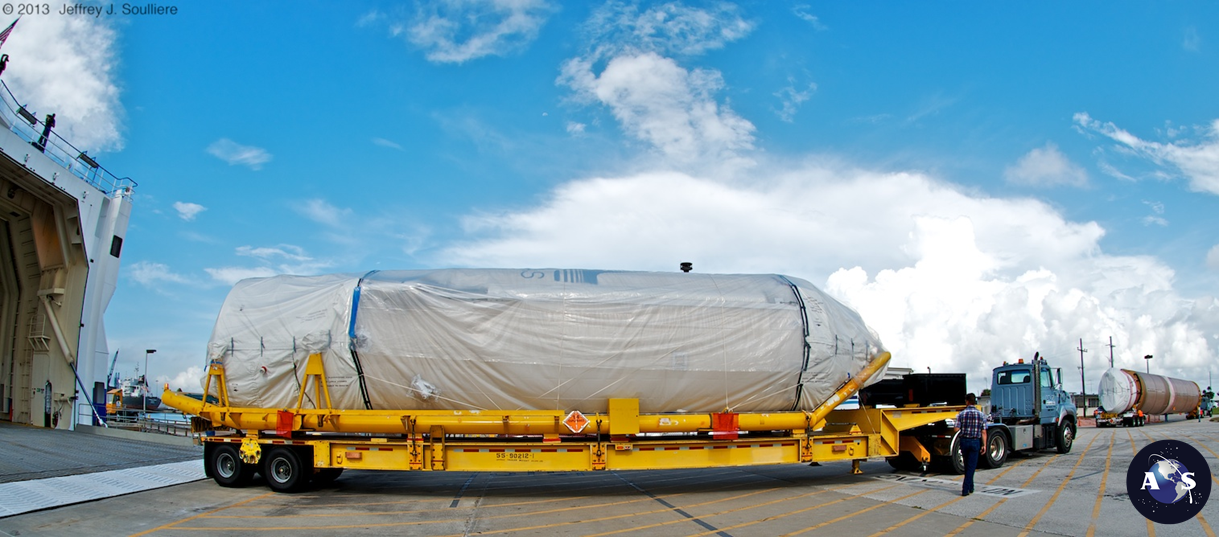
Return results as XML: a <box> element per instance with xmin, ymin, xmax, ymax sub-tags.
<box><xmin>879</xmin><ymin>353</ymin><xmax>1077</xmax><ymax>474</ymax></box>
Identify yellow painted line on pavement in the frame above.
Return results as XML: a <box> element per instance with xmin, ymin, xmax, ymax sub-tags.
<box><xmin>945</xmin><ymin>450</ymin><xmax>1063</xmax><ymax>536</ymax></box>
<box><xmin>775</xmin><ymin>488</ymin><xmax>927</xmax><ymax>537</ymax></box>
<box><xmin>1086</xmin><ymin>429</ymin><xmax>1116</xmax><ymax>537</ymax></box>
<box><xmin>1017</xmin><ymin>431</ymin><xmax>1101</xmax><ymax>537</ymax></box>
<box><xmin>875</xmin><ymin>442</ymin><xmax>1043</xmax><ymax>537</ymax></box>
<box><xmin>584</xmin><ymin>482</ymin><xmax>863</xmax><ymax>537</ymax></box>
<box><xmin>129</xmin><ymin>492</ymin><xmax>274</xmax><ymax>536</ymax></box>
<box><xmin>459</xmin><ymin>483</ymin><xmax>844</xmax><ymax>537</ymax></box>
<box><xmin>1127</xmin><ymin>429</ymin><xmax>1156</xmax><ymax>537</ymax></box>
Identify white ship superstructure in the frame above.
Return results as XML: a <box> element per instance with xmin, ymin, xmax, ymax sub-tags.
<box><xmin>0</xmin><ymin>77</ymin><xmax>134</xmax><ymax>429</ymax></box>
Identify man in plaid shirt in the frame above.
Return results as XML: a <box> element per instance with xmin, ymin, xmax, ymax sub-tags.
<box><xmin>954</xmin><ymin>392</ymin><xmax>987</xmax><ymax>496</ymax></box>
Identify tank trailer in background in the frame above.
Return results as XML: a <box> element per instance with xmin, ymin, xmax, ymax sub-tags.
<box><xmin>1095</xmin><ymin>368</ymin><xmax>1203</xmax><ymax>427</ymax></box>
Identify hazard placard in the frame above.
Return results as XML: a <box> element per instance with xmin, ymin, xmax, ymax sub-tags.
<box><xmin>563</xmin><ymin>410</ymin><xmax>590</xmax><ymax>433</ymax></box>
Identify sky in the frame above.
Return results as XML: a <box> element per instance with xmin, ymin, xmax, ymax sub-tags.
<box><xmin>2</xmin><ymin>1</ymin><xmax>1217</xmax><ymax>397</ymax></box>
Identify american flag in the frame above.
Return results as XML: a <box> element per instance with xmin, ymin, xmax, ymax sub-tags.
<box><xmin>0</xmin><ymin>18</ymin><xmax>17</xmax><ymax>49</ymax></box>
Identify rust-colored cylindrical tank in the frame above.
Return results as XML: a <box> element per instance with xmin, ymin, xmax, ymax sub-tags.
<box><xmin>1098</xmin><ymin>368</ymin><xmax>1201</xmax><ymax>415</ymax></box>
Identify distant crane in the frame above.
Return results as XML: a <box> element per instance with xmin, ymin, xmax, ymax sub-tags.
<box><xmin>106</xmin><ymin>349</ymin><xmax>120</xmax><ymax>388</ymax></box>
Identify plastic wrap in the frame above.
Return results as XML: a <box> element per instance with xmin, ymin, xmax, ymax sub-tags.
<box><xmin>205</xmin><ymin>269</ymin><xmax>886</xmax><ymax>413</ymax></box>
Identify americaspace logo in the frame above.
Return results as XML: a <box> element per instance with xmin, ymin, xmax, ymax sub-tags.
<box><xmin>1126</xmin><ymin>439</ymin><xmax>1211</xmax><ymax>524</ymax></box>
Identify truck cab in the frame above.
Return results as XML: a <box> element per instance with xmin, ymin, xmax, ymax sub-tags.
<box><xmin>981</xmin><ymin>353</ymin><xmax>1077</xmax><ymax>468</ymax></box>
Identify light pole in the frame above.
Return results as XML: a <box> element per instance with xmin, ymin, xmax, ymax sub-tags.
<box><xmin>143</xmin><ymin>349</ymin><xmax>156</xmax><ymax>417</ymax></box>
<box><xmin>1144</xmin><ymin>354</ymin><xmax>1152</xmax><ymax>374</ymax></box>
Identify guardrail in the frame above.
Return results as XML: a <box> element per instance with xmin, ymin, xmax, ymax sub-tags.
<box><xmin>0</xmin><ymin>78</ymin><xmax>136</xmax><ymax>196</ymax></box>
<box><xmin>80</xmin><ymin>403</ymin><xmax>194</xmax><ymax>437</ymax></box>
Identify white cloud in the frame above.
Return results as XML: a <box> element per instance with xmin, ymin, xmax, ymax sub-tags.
<box><xmin>441</xmin><ymin>164</ymin><xmax>1218</xmax><ymax>388</ymax></box>
<box><xmin>129</xmin><ymin>261</ymin><xmax>190</xmax><ymax>286</ymax></box>
<box><xmin>1075</xmin><ymin>113</ymin><xmax>1219</xmax><ymax>195</ymax></box>
<box><xmin>294</xmin><ymin>198</ymin><xmax>352</xmax><ymax>227</ymax></box>
<box><xmin>774</xmin><ymin>78</ymin><xmax>817</xmax><ymax>123</ymax></box>
<box><xmin>792</xmin><ymin>5</ymin><xmax>828</xmax><ymax>31</ymax></box>
<box><xmin>1003</xmin><ymin>142</ymin><xmax>1088</xmax><ymax>188</ymax></box>
<box><xmin>204</xmin><ymin>266</ymin><xmax>278</xmax><ymax>286</ymax></box>
<box><xmin>559</xmin><ymin>52</ymin><xmax>755</xmax><ymax>166</ymax></box>
<box><xmin>372</xmin><ymin>137</ymin><xmax>403</xmax><ymax>150</ymax></box>
<box><xmin>1141</xmin><ymin>200</ymin><xmax>1167</xmax><ymax>226</ymax></box>
<box><xmin>236</xmin><ymin>244</ymin><xmax>311</xmax><ymax>262</ymax></box>
<box><xmin>583</xmin><ymin>1</ymin><xmax>754</xmax><ymax>57</ymax></box>
<box><xmin>1183</xmin><ymin>26</ymin><xmax>1201</xmax><ymax>52</ymax></box>
<box><xmin>1208</xmin><ymin>245</ymin><xmax>1219</xmax><ymax>271</ymax></box>
<box><xmin>407</xmin><ymin>0</ymin><xmax>555</xmax><ymax>64</ymax></box>
<box><xmin>207</xmin><ymin>244</ymin><xmax>332</xmax><ymax>286</ymax></box>
<box><xmin>164</xmin><ymin>365</ymin><xmax>203</xmax><ymax>392</ymax></box>
<box><xmin>566</xmin><ymin>122</ymin><xmax>586</xmax><ymax>136</ymax></box>
<box><xmin>558</xmin><ymin>2</ymin><xmax>756</xmax><ymax>168</ymax></box>
<box><xmin>3</xmin><ymin>15</ymin><xmax>123</xmax><ymax>151</ymax></box>
<box><xmin>172</xmin><ymin>202</ymin><xmax>206</xmax><ymax>221</ymax></box>
<box><xmin>357</xmin><ymin>10</ymin><xmax>384</xmax><ymax>27</ymax></box>
<box><xmin>207</xmin><ymin>138</ymin><xmax>272</xmax><ymax>170</ymax></box>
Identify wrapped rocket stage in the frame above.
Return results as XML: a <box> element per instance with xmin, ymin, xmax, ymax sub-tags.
<box><xmin>1097</xmin><ymin>368</ymin><xmax>1201</xmax><ymax>416</ymax></box>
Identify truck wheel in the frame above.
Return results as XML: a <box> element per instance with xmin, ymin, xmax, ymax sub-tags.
<box><xmin>209</xmin><ymin>444</ymin><xmax>255</xmax><ymax>488</ymax></box>
<box><xmin>312</xmin><ymin>468</ymin><xmax>344</xmax><ymax>485</ymax></box>
<box><xmin>982</xmin><ymin>431</ymin><xmax>1008</xmax><ymax>469</ymax></box>
<box><xmin>263</xmin><ymin>447</ymin><xmax>311</xmax><ymax>493</ymax></box>
<box><xmin>1055</xmin><ymin>422</ymin><xmax>1075</xmax><ymax>454</ymax></box>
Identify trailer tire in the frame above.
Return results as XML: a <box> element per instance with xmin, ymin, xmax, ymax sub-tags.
<box><xmin>312</xmin><ymin>468</ymin><xmax>343</xmax><ymax>485</ymax></box>
<box><xmin>943</xmin><ymin>434</ymin><xmax>966</xmax><ymax>475</ymax></box>
<box><xmin>1055</xmin><ymin>421</ymin><xmax>1075</xmax><ymax>454</ymax></box>
<box><xmin>263</xmin><ymin>447</ymin><xmax>311</xmax><ymax>493</ymax></box>
<box><xmin>982</xmin><ymin>431</ymin><xmax>1008</xmax><ymax>469</ymax></box>
<box><xmin>209</xmin><ymin>444</ymin><xmax>256</xmax><ymax>488</ymax></box>
<box><xmin>887</xmin><ymin>452</ymin><xmax>922</xmax><ymax>472</ymax></box>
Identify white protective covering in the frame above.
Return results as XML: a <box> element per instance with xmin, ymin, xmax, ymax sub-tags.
<box><xmin>1098</xmin><ymin>368</ymin><xmax>1137</xmax><ymax>415</ymax></box>
<box><xmin>205</xmin><ymin>269</ymin><xmax>886</xmax><ymax>413</ymax></box>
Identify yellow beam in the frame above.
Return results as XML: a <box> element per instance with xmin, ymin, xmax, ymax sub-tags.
<box><xmin>164</xmin><ymin>352</ymin><xmax>945</xmax><ymax>438</ymax></box>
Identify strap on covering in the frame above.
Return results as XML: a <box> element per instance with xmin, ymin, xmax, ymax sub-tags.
<box><xmin>348</xmin><ymin>270</ymin><xmax>379</xmax><ymax>410</ymax></box>
<box><xmin>778</xmin><ymin>276</ymin><xmax>813</xmax><ymax>411</ymax></box>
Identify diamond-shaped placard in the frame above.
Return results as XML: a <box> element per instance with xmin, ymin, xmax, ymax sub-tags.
<box><xmin>563</xmin><ymin>410</ymin><xmax>590</xmax><ymax>433</ymax></box>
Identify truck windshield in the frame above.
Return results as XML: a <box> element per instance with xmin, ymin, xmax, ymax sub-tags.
<box><xmin>1040</xmin><ymin>369</ymin><xmax>1053</xmax><ymax>388</ymax></box>
<box><xmin>998</xmin><ymin>371</ymin><xmax>1030</xmax><ymax>384</ymax></box>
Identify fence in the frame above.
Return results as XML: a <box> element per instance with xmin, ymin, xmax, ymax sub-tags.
<box><xmin>0</xmin><ymin>78</ymin><xmax>137</xmax><ymax>196</ymax></box>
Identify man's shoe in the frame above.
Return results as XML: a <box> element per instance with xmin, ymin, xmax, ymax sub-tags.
<box><xmin>962</xmin><ymin>491</ymin><xmax>970</xmax><ymax>496</ymax></box>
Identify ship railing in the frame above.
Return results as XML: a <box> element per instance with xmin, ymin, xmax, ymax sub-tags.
<box><xmin>0</xmin><ymin>78</ymin><xmax>137</xmax><ymax>196</ymax></box>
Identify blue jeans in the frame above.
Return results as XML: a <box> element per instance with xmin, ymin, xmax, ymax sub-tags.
<box><xmin>961</xmin><ymin>437</ymin><xmax>981</xmax><ymax>494</ymax></box>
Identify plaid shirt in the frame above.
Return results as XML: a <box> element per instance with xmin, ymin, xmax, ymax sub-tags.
<box><xmin>956</xmin><ymin>405</ymin><xmax>986</xmax><ymax>439</ymax></box>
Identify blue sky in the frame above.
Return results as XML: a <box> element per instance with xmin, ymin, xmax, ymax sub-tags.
<box><xmin>5</xmin><ymin>1</ymin><xmax>1217</xmax><ymax>394</ymax></box>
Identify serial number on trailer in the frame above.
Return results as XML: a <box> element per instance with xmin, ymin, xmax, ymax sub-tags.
<box><xmin>496</xmin><ymin>453</ymin><xmax>541</xmax><ymax>461</ymax></box>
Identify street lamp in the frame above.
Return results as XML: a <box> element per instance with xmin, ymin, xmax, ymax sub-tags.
<box><xmin>1144</xmin><ymin>354</ymin><xmax>1153</xmax><ymax>374</ymax></box>
<box><xmin>143</xmin><ymin>349</ymin><xmax>156</xmax><ymax>417</ymax></box>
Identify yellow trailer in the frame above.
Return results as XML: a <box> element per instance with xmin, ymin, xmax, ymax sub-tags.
<box><xmin>163</xmin><ymin>352</ymin><xmax>961</xmax><ymax>493</ymax></box>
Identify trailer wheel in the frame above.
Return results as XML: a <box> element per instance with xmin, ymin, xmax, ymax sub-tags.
<box><xmin>312</xmin><ymin>468</ymin><xmax>343</xmax><ymax>485</ymax></box>
<box><xmin>263</xmin><ymin>447</ymin><xmax>311</xmax><ymax>493</ymax></box>
<box><xmin>887</xmin><ymin>452</ymin><xmax>921</xmax><ymax>472</ymax></box>
<box><xmin>982</xmin><ymin>431</ymin><xmax>1008</xmax><ymax>469</ymax></box>
<box><xmin>943</xmin><ymin>434</ymin><xmax>966</xmax><ymax>475</ymax></box>
<box><xmin>1055</xmin><ymin>422</ymin><xmax>1075</xmax><ymax>454</ymax></box>
<box><xmin>209</xmin><ymin>444</ymin><xmax>256</xmax><ymax>488</ymax></box>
